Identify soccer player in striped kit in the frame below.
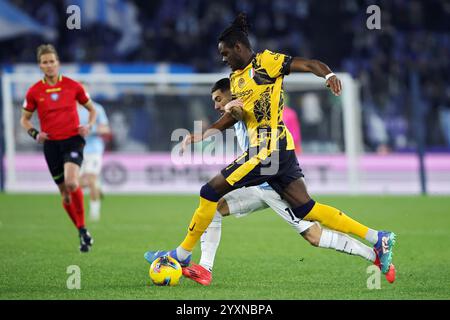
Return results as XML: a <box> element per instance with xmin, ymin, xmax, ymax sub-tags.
<box><xmin>145</xmin><ymin>14</ymin><xmax>396</xmax><ymax>281</ymax></box>
<box><xmin>181</xmin><ymin>78</ymin><xmax>395</xmax><ymax>285</ymax></box>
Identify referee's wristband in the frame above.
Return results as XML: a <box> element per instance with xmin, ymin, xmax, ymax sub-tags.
<box><xmin>27</xmin><ymin>128</ymin><xmax>39</xmax><ymax>140</ymax></box>
<box><xmin>325</xmin><ymin>73</ymin><xmax>335</xmax><ymax>81</ymax></box>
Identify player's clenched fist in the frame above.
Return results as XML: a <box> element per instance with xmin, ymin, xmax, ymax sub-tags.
<box><xmin>224</xmin><ymin>99</ymin><xmax>244</xmax><ymax>121</ymax></box>
<box><xmin>36</xmin><ymin>132</ymin><xmax>48</xmax><ymax>144</ymax></box>
<box><xmin>326</xmin><ymin>75</ymin><xmax>342</xmax><ymax>96</ymax></box>
<box><xmin>78</xmin><ymin>125</ymin><xmax>91</xmax><ymax>137</ymax></box>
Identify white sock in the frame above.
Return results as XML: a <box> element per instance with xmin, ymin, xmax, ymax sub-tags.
<box><xmin>90</xmin><ymin>200</ymin><xmax>101</xmax><ymax>221</ymax></box>
<box><xmin>176</xmin><ymin>246</ymin><xmax>192</xmax><ymax>261</ymax></box>
<box><xmin>365</xmin><ymin>228</ymin><xmax>379</xmax><ymax>245</ymax></box>
<box><xmin>319</xmin><ymin>229</ymin><xmax>376</xmax><ymax>262</ymax></box>
<box><xmin>199</xmin><ymin>211</ymin><xmax>222</xmax><ymax>272</ymax></box>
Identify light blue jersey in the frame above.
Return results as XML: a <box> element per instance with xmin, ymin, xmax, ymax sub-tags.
<box><xmin>233</xmin><ymin>121</ymin><xmax>249</xmax><ymax>152</ymax></box>
<box><xmin>233</xmin><ymin>121</ymin><xmax>271</xmax><ymax>190</ymax></box>
<box><xmin>78</xmin><ymin>102</ymin><xmax>109</xmax><ymax>154</ymax></box>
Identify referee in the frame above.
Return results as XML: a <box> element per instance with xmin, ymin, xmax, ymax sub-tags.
<box><xmin>20</xmin><ymin>44</ymin><xmax>97</xmax><ymax>252</ymax></box>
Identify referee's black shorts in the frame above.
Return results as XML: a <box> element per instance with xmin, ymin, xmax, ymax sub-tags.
<box><xmin>221</xmin><ymin>137</ymin><xmax>304</xmax><ymax>196</ymax></box>
<box><xmin>43</xmin><ymin>135</ymin><xmax>85</xmax><ymax>185</ymax></box>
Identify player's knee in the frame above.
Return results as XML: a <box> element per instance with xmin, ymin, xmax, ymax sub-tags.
<box><xmin>79</xmin><ymin>175</ymin><xmax>88</xmax><ymax>188</ymax></box>
<box><xmin>88</xmin><ymin>177</ymin><xmax>97</xmax><ymax>189</ymax></box>
<box><xmin>217</xmin><ymin>198</ymin><xmax>230</xmax><ymax>217</ymax></box>
<box><xmin>79</xmin><ymin>176</ymin><xmax>85</xmax><ymax>187</ymax></box>
<box><xmin>65</xmin><ymin>179</ymin><xmax>79</xmax><ymax>192</ymax></box>
<box><xmin>200</xmin><ymin>183</ymin><xmax>221</xmax><ymax>202</ymax></box>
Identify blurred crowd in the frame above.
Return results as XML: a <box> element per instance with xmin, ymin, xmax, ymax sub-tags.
<box><xmin>342</xmin><ymin>0</ymin><xmax>450</xmax><ymax>152</ymax></box>
<box><xmin>2</xmin><ymin>0</ymin><xmax>449</xmax><ymax>151</ymax></box>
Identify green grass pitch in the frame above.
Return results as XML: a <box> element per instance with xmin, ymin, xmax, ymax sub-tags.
<box><xmin>0</xmin><ymin>194</ymin><xmax>449</xmax><ymax>300</ymax></box>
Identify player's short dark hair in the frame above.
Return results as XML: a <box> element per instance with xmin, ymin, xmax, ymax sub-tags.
<box><xmin>37</xmin><ymin>44</ymin><xmax>59</xmax><ymax>63</ymax></box>
<box><xmin>211</xmin><ymin>78</ymin><xmax>230</xmax><ymax>93</ymax></box>
<box><xmin>218</xmin><ymin>12</ymin><xmax>251</xmax><ymax>49</ymax></box>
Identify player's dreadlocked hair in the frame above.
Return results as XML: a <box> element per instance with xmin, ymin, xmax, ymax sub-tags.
<box><xmin>218</xmin><ymin>13</ymin><xmax>251</xmax><ymax>49</ymax></box>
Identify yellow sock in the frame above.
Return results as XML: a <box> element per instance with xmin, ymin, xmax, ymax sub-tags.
<box><xmin>304</xmin><ymin>202</ymin><xmax>369</xmax><ymax>239</ymax></box>
<box><xmin>180</xmin><ymin>196</ymin><xmax>218</xmax><ymax>251</ymax></box>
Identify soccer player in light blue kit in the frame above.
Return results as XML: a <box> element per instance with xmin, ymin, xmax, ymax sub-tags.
<box><xmin>181</xmin><ymin>78</ymin><xmax>396</xmax><ymax>285</ymax></box>
<box><xmin>78</xmin><ymin>86</ymin><xmax>111</xmax><ymax>221</ymax></box>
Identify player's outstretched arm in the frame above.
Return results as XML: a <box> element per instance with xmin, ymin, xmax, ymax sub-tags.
<box><xmin>289</xmin><ymin>57</ymin><xmax>342</xmax><ymax>96</ymax></box>
<box><xmin>181</xmin><ymin>112</ymin><xmax>237</xmax><ymax>154</ymax></box>
<box><xmin>205</xmin><ymin>111</ymin><xmax>237</xmax><ymax>136</ymax></box>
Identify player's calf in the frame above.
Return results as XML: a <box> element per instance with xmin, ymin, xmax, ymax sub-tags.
<box><xmin>300</xmin><ymin>223</ymin><xmax>321</xmax><ymax>247</ymax></box>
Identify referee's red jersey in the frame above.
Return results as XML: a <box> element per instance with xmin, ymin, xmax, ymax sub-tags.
<box><xmin>23</xmin><ymin>75</ymin><xmax>90</xmax><ymax>140</ymax></box>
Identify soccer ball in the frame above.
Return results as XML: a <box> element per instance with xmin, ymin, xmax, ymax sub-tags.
<box><xmin>149</xmin><ymin>255</ymin><xmax>182</xmax><ymax>286</ymax></box>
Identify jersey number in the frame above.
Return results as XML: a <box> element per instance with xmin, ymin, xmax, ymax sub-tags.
<box><xmin>285</xmin><ymin>208</ymin><xmax>300</xmax><ymax>224</ymax></box>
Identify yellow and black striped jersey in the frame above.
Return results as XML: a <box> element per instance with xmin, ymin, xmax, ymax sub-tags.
<box><xmin>230</xmin><ymin>49</ymin><xmax>295</xmax><ymax>151</ymax></box>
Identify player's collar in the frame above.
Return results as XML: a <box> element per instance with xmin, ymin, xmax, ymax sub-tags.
<box><xmin>232</xmin><ymin>54</ymin><xmax>256</xmax><ymax>76</ymax></box>
<box><xmin>42</xmin><ymin>74</ymin><xmax>63</xmax><ymax>84</ymax></box>
<box><xmin>247</xmin><ymin>53</ymin><xmax>256</xmax><ymax>66</ymax></box>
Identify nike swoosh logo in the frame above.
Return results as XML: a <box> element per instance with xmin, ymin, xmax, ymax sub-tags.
<box><xmin>189</xmin><ymin>223</ymin><xmax>196</xmax><ymax>232</ymax></box>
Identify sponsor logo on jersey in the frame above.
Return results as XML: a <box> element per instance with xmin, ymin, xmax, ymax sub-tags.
<box><xmin>238</xmin><ymin>77</ymin><xmax>245</xmax><ymax>89</ymax></box>
<box><xmin>51</xmin><ymin>93</ymin><xmax>59</xmax><ymax>101</ymax></box>
<box><xmin>46</xmin><ymin>87</ymin><xmax>62</xmax><ymax>93</ymax></box>
<box><xmin>234</xmin><ymin>89</ymin><xmax>253</xmax><ymax>99</ymax></box>
<box><xmin>70</xmin><ymin>152</ymin><xmax>79</xmax><ymax>158</ymax></box>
